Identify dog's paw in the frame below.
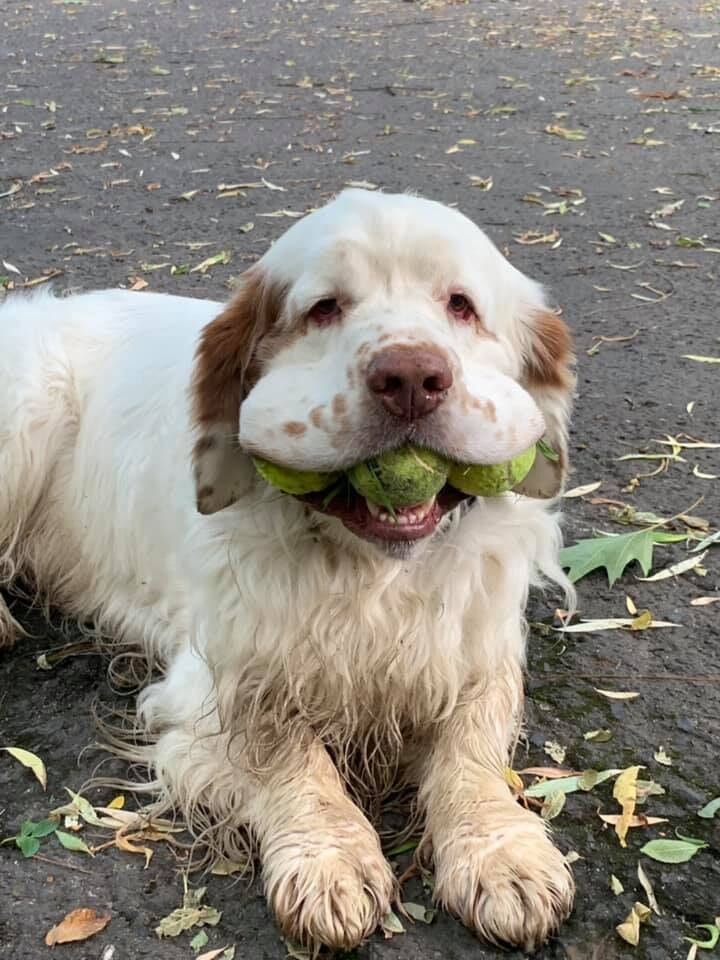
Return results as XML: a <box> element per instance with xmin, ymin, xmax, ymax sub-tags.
<box><xmin>264</xmin><ymin>833</ymin><xmax>396</xmax><ymax>950</ymax></box>
<box><xmin>433</xmin><ymin>812</ymin><xmax>574</xmax><ymax>951</ymax></box>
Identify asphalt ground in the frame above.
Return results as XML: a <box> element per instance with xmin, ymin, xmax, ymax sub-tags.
<box><xmin>1</xmin><ymin>1</ymin><xmax>719</xmax><ymax>958</ymax></box>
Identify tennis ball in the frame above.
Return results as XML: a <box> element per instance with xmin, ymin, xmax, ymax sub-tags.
<box><xmin>348</xmin><ymin>446</ymin><xmax>449</xmax><ymax>508</ymax></box>
<box><xmin>252</xmin><ymin>457</ymin><xmax>340</xmax><ymax>495</ymax></box>
<box><xmin>448</xmin><ymin>444</ymin><xmax>537</xmax><ymax>497</ymax></box>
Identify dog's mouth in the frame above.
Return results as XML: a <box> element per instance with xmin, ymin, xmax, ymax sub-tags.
<box><xmin>300</xmin><ymin>481</ymin><xmax>469</xmax><ymax>544</ymax></box>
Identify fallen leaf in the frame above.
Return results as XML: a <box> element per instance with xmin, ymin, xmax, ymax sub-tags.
<box><xmin>517</xmin><ymin>766</ymin><xmax>578</xmax><ymax>778</ymax></box>
<box><xmin>191</xmin><ymin>929</ymin><xmax>209</xmax><ymax>951</ymax></box>
<box><xmin>2</xmin><ymin>746</ymin><xmax>47</xmax><ymax>789</ymax></box>
<box><xmin>584</xmin><ymin>729</ymin><xmax>613</xmax><ymax>742</ymax></box>
<box><xmin>56</xmin><ymin>830</ymin><xmax>94</xmax><ymax>856</ymax></box>
<box><xmin>108</xmin><ymin>795</ymin><xmax>125</xmax><ymax>810</ymax></box>
<box><xmin>698</xmin><ymin>797</ymin><xmax>720</xmax><ymax>819</ymax></box>
<box><xmin>595</xmin><ymin>689</ymin><xmax>640</xmax><ymax>700</ymax></box>
<box><xmin>559</xmin><ymin>530</ymin><xmax>687</xmax><ymax>586</ymax></box>
<box><xmin>197</xmin><ymin>948</ymin><xmax>235</xmax><ymax>960</ymax></box>
<box><xmin>684</xmin><ymin>923</ymin><xmax>720</xmax><ymax>950</ymax></box>
<box><xmin>691</xmin><ymin>597</ymin><xmax>720</xmax><ymax>607</ymax></box>
<box><xmin>599</xmin><ymin>814</ymin><xmax>669</xmax><ymax>828</ymax></box>
<box><xmin>210</xmin><ymin>858</ymin><xmax>247</xmax><ymax>876</ymax></box>
<box><xmin>45</xmin><ymin>908</ymin><xmax>111</xmax><ymax>946</ymax></box>
<box><xmin>563</xmin><ymin>481</ymin><xmax>602</xmax><ymax>498</ymax></box>
<box><xmin>610</xmin><ymin>874</ymin><xmax>624</xmax><ymax>895</ymax></box>
<box><xmin>641</xmin><ymin>838</ymin><xmax>708</xmax><ymax>863</ymax></box>
<box><xmin>617</xmin><ymin>902</ymin><xmax>652</xmax><ymax>946</ymax></box>
<box><xmin>524</xmin><ymin>769</ymin><xmax>621</xmax><ymax>799</ymax></box>
<box><xmin>653</xmin><ymin>747</ymin><xmax>672</xmax><ymax>767</ymax></box>
<box><xmin>545</xmin><ymin>124</ymin><xmax>587</xmax><ymax>140</ymax></box>
<box><xmin>541</xmin><ymin>790</ymin><xmax>567</xmax><ymax>821</ymax></box>
<box><xmin>190</xmin><ymin>251</ymin><xmax>230</xmax><ymax>274</ymax></box>
<box><xmin>469</xmin><ymin>175</ymin><xmax>493</xmax><ymax>190</ymax></box>
<box><xmin>381</xmin><ymin>909</ymin><xmax>406</xmax><ymax>937</ymax></box>
<box><xmin>402</xmin><ymin>901</ymin><xmax>435</xmax><ymax>924</ymax></box>
<box><xmin>638</xmin><ymin>862</ymin><xmax>661</xmax><ymax>916</ymax></box>
<box><xmin>514</xmin><ymin>228</ymin><xmax>561</xmax><ymax>246</ymax></box>
<box><xmin>155</xmin><ymin>886</ymin><xmax>222</xmax><ymax>937</ymax></box>
<box><xmin>693</xmin><ymin>465</ymin><xmax>719</xmax><ymax>480</ymax></box>
<box><xmin>614</xmin><ymin>766</ymin><xmax>642</xmax><ymax>846</ymax></box>
<box><xmin>638</xmin><ymin>552</ymin><xmax>707</xmax><ymax>582</ymax></box>
<box><xmin>692</xmin><ymin>530</ymin><xmax>720</xmax><ymax>552</ymax></box>
<box><xmin>561</xmin><ymin>618</ymin><xmax>678</xmax><ymax>633</ymax></box>
<box><xmin>503</xmin><ymin>767</ymin><xmax>525</xmax><ymax>794</ymax></box>
<box><xmin>683</xmin><ymin>355</ymin><xmax>720</xmax><ymax>363</ymax></box>
<box><xmin>544</xmin><ymin>740</ymin><xmax>566</xmax><ymax>764</ymax></box>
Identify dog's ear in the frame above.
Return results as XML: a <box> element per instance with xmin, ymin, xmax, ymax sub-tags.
<box><xmin>513</xmin><ymin>307</ymin><xmax>575</xmax><ymax>499</ymax></box>
<box><xmin>190</xmin><ymin>266</ymin><xmax>285</xmax><ymax>514</ymax></box>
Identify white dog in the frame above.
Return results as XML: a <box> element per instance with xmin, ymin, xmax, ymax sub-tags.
<box><xmin>0</xmin><ymin>189</ymin><xmax>575</xmax><ymax>952</ymax></box>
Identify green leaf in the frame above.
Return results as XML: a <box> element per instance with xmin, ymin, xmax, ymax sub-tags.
<box><xmin>640</xmin><ymin>838</ymin><xmax>708</xmax><ymax>863</ymax></box>
<box><xmin>55</xmin><ymin>830</ymin><xmax>94</xmax><ymax>855</ymax></box>
<box><xmin>559</xmin><ymin>529</ymin><xmax>686</xmax><ymax>585</ymax></box>
<box><xmin>17</xmin><ymin>836</ymin><xmax>41</xmax><ymax>858</ymax></box>
<box><xmin>698</xmin><ymin>797</ymin><xmax>720</xmax><ymax>819</ymax></box>
<box><xmin>2</xmin><ymin>746</ymin><xmax>47</xmax><ymax>789</ymax></box>
<box><xmin>190</xmin><ymin>930</ymin><xmax>209</xmax><ymax>951</ymax></box>
<box><xmin>387</xmin><ymin>839</ymin><xmax>419</xmax><ymax>857</ymax></box>
<box><xmin>537</xmin><ymin>439</ymin><xmax>560</xmax><ymax>462</ymax></box>
<box><xmin>685</xmin><ymin>924</ymin><xmax>720</xmax><ymax>950</ymax></box>
<box><xmin>524</xmin><ymin>768</ymin><xmax>621</xmax><ymax>798</ymax></box>
<box><xmin>30</xmin><ymin>819</ymin><xmax>59</xmax><ymax>838</ymax></box>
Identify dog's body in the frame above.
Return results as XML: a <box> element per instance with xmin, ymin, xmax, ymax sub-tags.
<box><xmin>1</xmin><ymin>190</ymin><xmax>575</xmax><ymax>951</ymax></box>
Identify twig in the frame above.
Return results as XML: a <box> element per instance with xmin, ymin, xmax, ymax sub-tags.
<box><xmin>32</xmin><ymin>854</ymin><xmax>96</xmax><ymax>875</ymax></box>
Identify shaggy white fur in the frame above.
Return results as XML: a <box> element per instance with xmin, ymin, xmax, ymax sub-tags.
<box><xmin>0</xmin><ymin>189</ymin><xmax>575</xmax><ymax>952</ymax></box>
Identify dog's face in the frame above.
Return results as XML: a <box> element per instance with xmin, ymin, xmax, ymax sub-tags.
<box><xmin>191</xmin><ymin>189</ymin><xmax>574</xmax><ymax>552</ymax></box>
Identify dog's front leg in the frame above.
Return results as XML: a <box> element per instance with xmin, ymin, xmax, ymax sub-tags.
<box><xmin>419</xmin><ymin>660</ymin><xmax>574</xmax><ymax>951</ymax></box>
<box><xmin>247</xmin><ymin>736</ymin><xmax>396</xmax><ymax>951</ymax></box>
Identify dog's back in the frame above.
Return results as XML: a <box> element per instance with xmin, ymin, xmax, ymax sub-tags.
<box><xmin>0</xmin><ymin>288</ymin><xmax>220</xmax><ymax>645</ymax></box>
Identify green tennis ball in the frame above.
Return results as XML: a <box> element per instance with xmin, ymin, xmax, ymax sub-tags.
<box><xmin>253</xmin><ymin>457</ymin><xmax>340</xmax><ymax>495</ymax></box>
<box><xmin>448</xmin><ymin>445</ymin><xmax>537</xmax><ymax>497</ymax></box>
<box><xmin>348</xmin><ymin>446</ymin><xmax>449</xmax><ymax>508</ymax></box>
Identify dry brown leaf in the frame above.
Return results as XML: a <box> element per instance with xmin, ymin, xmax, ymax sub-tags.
<box><xmin>517</xmin><ymin>766</ymin><xmax>578</xmax><ymax>778</ymax></box>
<box><xmin>45</xmin><ymin>908</ymin><xmax>111</xmax><ymax>946</ymax></box>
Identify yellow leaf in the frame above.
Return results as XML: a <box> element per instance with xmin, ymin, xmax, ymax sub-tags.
<box><xmin>545</xmin><ymin>124</ymin><xmax>587</xmax><ymax>141</ymax></box>
<box><xmin>108</xmin><ymin>794</ymin><xmax>125</xmax><ymax>809</ymax></box>
<box><xmin>2</xmin><ymin>746</ymin><xmax>47</xmax><ymax>789</ymax></box>
<box><xmin>616</xmin><ymin>902</ymin><xmax>652</xmax><ymax>946</ymax></box>
<box><xmin>613</xmin><ymin>766</ymin><xmax>642</xmax><ymax>846</ymax></box>
<box><xmin>503</xmin><ymin>767</ymin><xmax>524</xmax><ymax>793</ymax></box>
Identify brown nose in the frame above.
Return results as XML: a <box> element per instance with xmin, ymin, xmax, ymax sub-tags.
<box><xmin>366</xmin><ymin>346</ymin><xmax>453</xmax><ymax>420</ymax></box>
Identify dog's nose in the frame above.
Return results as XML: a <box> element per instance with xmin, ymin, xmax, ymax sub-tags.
<box><xmin>366</xmin><ymin>346</ymin><xmax>453</xmax><ymax>420</ymax></box>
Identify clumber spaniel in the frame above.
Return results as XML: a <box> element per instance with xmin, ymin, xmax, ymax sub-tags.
<box><xmin>0</xmin><ymin>189</ymin><xmax>575</xmax><ymax>951</ymax></box>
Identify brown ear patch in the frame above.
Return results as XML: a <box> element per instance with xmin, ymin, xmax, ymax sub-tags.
<box><xmin>524</xmin><ymin>309</ymin><xmax>574</xmax><ymax>391</ymax></box>
<box><xmin>191</xmin><ymin>267</ymin><xmax>287</xmax><ymax>430</ymax></box>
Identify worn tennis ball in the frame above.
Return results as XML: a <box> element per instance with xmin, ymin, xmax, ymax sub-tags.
<box><xmin>348</xmin><ymin>446</ymin><xmax>450</xmax><ymax>508</ymax></box>
<box><xmin>448</xmin><ymin>444</ymin><xmax>537</xmax><ymax>497</ymax></box>
<box><xmin>252</xmin><ymin>457</ymin><xmax>340</xmax><ymax>495</ymax></box>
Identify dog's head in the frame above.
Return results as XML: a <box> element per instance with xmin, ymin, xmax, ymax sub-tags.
<box><xmin>190</xmin><ymin>189</ymin><xmax>574</xmax><ymax>553</ymax></box>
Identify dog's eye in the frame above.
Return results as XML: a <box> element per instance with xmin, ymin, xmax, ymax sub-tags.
<box><xmin>308</xmin><ymin>298</ymin><xmax>341</xmax><ymax>326</ymax></box>
<box><xmin>448</xmin><ymin>293</ymin><xmax>475</xmax><ymax>322</ymax></box>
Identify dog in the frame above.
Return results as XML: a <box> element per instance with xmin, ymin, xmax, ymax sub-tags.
<box><xmin>0</xmin><ymin>189</ymin><xmax>575</xmax><ymax>952</ymax></box>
